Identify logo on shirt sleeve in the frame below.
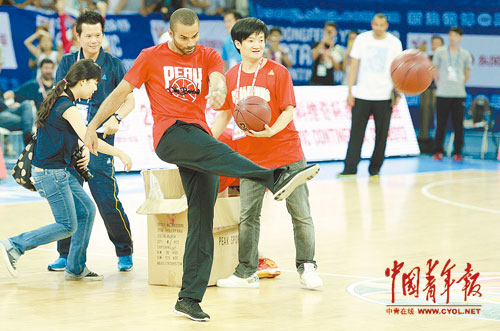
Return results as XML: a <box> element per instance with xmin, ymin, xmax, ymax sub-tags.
<box><xmin>163</xmin><ymin>66</ymin><xmax>202</xmax><ymax>102</ymax></box>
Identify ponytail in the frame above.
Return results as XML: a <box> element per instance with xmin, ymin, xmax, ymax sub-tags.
<box><xmin>36</xmin><ymin>80</ymin><xmax>66</xmax><ymax>128</ymax></box>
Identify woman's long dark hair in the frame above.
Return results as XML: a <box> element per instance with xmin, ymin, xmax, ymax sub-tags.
<box><xmin>36</xmin><ymin>59</ymin><xmax>102</xmax><ymax>128</ymax></box>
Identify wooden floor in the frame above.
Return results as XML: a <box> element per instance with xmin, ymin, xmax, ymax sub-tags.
<box><xmin>1</xmin><ymin>169</ymin><xmax>500</xmax><ymax>330</ymax></box>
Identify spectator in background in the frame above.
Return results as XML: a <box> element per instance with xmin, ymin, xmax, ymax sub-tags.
<box><xmin>56</xmin><ymin>0</ymin><xmax>77</xmax><ymax>54</ymax></box>
<box><xmin>140</xmin><ymin>0</ymin><xmax>163</xmax><ymax>17</ymax></box>
<box><xmin>338</xmin><ymin>13</ymin><xmax>402</xmax><ymax>177</ymax></box>
<box><xmin>159</xmin><ymin>0</ymin><xmax>186</xmax><ymax>21</ymax></box>
<box><xmin>113</xmin><ymin>0</ymin><xmax>142</xmax><ymax>14</ymax></box>
<box><xmin>186</xmin><ymin>0</ymin><xmax>210</xmax><ymax>15</ymax></box>
<box><xmin>417</xmin><ymin>35</ymin><xmax>444</xmax><ymax>152</ymax></box>
<box><xmin>310</xmin><ymin>21</ymin><xmax>343</xmax><ymax>86</ymax></box>
<box><xmin>3</xmin><ymin>59</ymin><xmax>55</xmax><ymax>112</ymax></box>
<box><xmin>226</xmin><ymin>0</ymin><xmax>248</xmax><ymax>17</ymax></box>
<box><xmin>0</xmin><ymin>89</ymin><xmax>35</xmax><ymax>146</ymax></box>
<box><xmin>26</xmin><ymin>26</ymin><xmax>48</xmax><ymax>75</ymax></box>
<box><xmin>24</xmin><ymin>28</ymin><xmax>62</xmax><ymax>79</ymax></box>
<box><xmin>205</xmin><ymin>0</ymin><xmax>225</xmax><ymax>16</ymax></box>
<box><xmin>264</xmin><ymin>27</ymin><xmax>292</xmax><ymax>68</ymax></box>
<box><xmin>59</xmin><ymin>24</ymin><xmax>82</xmax><ymax>54</ymax></box>
<box><xmin>57</xmin><ymin>0</ymin><xmax>82</xmax><ymax>17</ymax></box>
<box><xmin>341</xmin><ymin>30</ymin><xmax>358</xmax><ymax>85</ymax></box>
<box><xmin>432</xmin><ymin>26</ymin><xmax>472</xmax><ymax>161</ymax></box>
<box><xmin>32</xmin><ymin>0</ymin><xmax>56</xmax><ymax>9</ymax></box>
<box><xmin>5</xmin><ymin>0</ymin><xmax>32</xmax><ymax>9</ymax></box>
<box><xmin>222</xmin><ymin>9</ymin><xmax>242</xmax><ymax>72</ymax></box>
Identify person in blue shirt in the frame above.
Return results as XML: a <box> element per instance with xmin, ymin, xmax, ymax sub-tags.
<box><xmin>222</xmin><ymin>10</ymin><xmax>242</xmax><ymax>72</ymax></box>
<box><xmin>0</xmin><ymin>92</ymin><xmax>34</xmax><ymax>147</ymax></box>
<box><xmin>3</xmin><ymin>58</ymin><xmax>55</xmax><ymax>112</ymax></box>
<box><xmin>0</xmin><ymin>59</ymin><xmax>132</xmax><ymax>281</ymax></box>
<box><xmin>49</xmin><ymin>10</ymin><xmax>136</xmax><ymax>273</ymax></box>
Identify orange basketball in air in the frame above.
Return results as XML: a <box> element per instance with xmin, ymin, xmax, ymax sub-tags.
<box><xmin>391</xmin><ymin>49</ymin><xmax>434</xmax><ymax>95</ymax></box>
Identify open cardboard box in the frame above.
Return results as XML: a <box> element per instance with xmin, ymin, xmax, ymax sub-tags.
<box><xmin>137</xmin><ymin>169</ymin><xmax>240</xmax><ymax>286</ymax></box>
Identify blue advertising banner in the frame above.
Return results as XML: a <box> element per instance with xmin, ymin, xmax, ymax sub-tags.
<box><xmin>0</xmin><ymin>6</ymin><xmax>226</xmax><ymax>93</ymax></box>
<box><xmin>250</xmin><ymin>0</ymin><xmax>500</xmax><ymax>129</ymax></box>
<box><xmin>0</xmin><ymin>6</ymin><xmax>161</xmax><ymax>92</ymax></box>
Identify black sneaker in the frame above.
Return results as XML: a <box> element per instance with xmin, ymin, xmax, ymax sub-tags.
<box><xmin>173</xmin><ymin>298</ymin><xmax>210</xmax><ymax>322</ymax></box>
<box><xmin>272</xmin><ymin>164</ymin><xmax>319</xmax><ymax>201</ymax></box>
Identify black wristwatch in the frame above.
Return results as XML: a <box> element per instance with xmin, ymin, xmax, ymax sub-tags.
<box><xmin>113</xmin><ymin>113</ymin><xmax>122</xmax><ymax>124</ymax></box>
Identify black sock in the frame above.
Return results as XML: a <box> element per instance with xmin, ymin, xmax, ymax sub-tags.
<box><xmin>273</xmin><ymin>168</ymin><xmax>283</xmax><ymax>183</ymax></box>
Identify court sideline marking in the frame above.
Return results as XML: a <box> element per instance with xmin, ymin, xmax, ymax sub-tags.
<box><xmin>421</xmin><ymin>176</ymin><xmax>500</xmax><ymax>215</ymax></box>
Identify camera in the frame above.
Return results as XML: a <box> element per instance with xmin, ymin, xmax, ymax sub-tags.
<box><xmin>71</xmin><ymin>147</ymin><xmax>94</xmax><ymax>182</ymax></box>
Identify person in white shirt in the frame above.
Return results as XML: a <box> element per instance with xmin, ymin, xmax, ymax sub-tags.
<box><xmin>338</xmin><ymin>13</ymin><xmax>402</xmax><ymax>177</ymax></box>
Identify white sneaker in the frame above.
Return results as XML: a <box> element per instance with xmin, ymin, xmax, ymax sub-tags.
<box><xmin>0</xmin><ymin>240</ymin><xmax>19</xmax><ymax>278</ymax></box>
<box><xmin>216</xmin><ymin>273</ymin><xmax>260</xmax><ymax>288</ymax></box>
<box><xmin>299</xmin><ymin>263</ymin><xmax>323</xmax><ymax>289</ymax></box>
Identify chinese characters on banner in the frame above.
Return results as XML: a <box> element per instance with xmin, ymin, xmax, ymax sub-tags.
<box><xmin>385</xmin><ymin>259</ymin><xmax>482</xmax><ymax>304</ymax></box>
<box><xmin>114</xmin><ymin>86</ymin><xmax>420</xmax><ymax>171</ymax></box>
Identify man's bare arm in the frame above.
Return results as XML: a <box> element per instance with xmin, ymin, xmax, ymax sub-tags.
<box><xmin>206</xmin><ymin>71</ymin><xmax>227</xmax><ymax>110</ymax></box>
<box><xmin>85</xmin><ymin>79</ymin><xmax>135</xmax><ymax>154</ymax></box>
<box><xmin>347</xmin><ymin>58</ymin><xmax>360</xmax><ymax>107</ymax></box>
<box><xmin>102</xmin><ymin>92</ymin><xmax>135</xmax><ymax>138</ymax></box>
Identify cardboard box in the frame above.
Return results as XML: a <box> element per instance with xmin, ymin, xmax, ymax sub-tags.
<box><xmin>137</xmin><ymin>169</ymin><xmax>240</xmax><ymax>287</ymax></box>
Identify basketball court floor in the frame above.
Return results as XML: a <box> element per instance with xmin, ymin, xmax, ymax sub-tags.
<box><xmin>1</xmin><ymin>155</ymin><xmax>500</xmax><ymax>330</ymax></box>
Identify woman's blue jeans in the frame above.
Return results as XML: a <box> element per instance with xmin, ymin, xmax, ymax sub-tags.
<box><xmin>7</xmin><ymin>167</ymin><xmax>96</xmax><ymax>276</ymax></box>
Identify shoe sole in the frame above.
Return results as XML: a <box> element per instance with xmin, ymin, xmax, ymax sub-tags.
<box><xmin>65</xmin><ymin>277</ymin><xmax>104</xmax><ymax>281</ymax></box>
<box><xmin>273</xmin><ymin>164</ymin><xmax>319</xmax><ymax>201</ymax></box>
<box><xmin>336</xmin><ymin>174</ymin><xmax>356</xmax><ymax>178</ymax></box>
<box><xmin>300</xmin><ymin>282</ymin><xmax>323</xmax><ymax>290</ymax></box>
<box><xmin>0</xmin><ymin>243</ymin><xmax>18</xmax><ymax>278</ymax></box>
<box><xmin>216</xmin><ymin>281</ymin><xmax>260</xmax><ymax>288</ymax></box>
<box><xmin>173</xmin><ymin>308</ymin><xmax>210</xmax><ymax>322</ymax></box>
<box><xmin>65</xmin><ymin>274</ymin><xmax>104</xmax><ymax>281</ymax></box>
<box><xmin>48</xmin><ymin>266</ymin><xmax>66</xmax><ymax>272</ymax></box>
<box><xmin>118</xmin><ymin>266</ymin><xmax>133</xmax><ymax>272</ymax></box>
<box><xmin>257</xmin><ymin>269</ymin><xmax>281</xmax><ymax>279</ymax></box>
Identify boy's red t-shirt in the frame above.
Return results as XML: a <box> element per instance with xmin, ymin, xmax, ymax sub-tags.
<box><xmin>220</xmin><ymin>59</ymin><xmax>304</xmax><ymax>169</ymax></box>
<box><xmin>124</xmin><ymin>43</ymin><xmax>223</xmax><ymax>148</ymax></box>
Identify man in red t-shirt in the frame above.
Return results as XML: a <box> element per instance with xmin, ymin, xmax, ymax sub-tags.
<box><xmin>212</xmin><ymin>18</ymin><xmax>323</xmax><ymax>290</ymax></box>
<box><xmin>84</xmin><ymin>9</ymin><xmax>320</xmax><ymax>322</ymax></box>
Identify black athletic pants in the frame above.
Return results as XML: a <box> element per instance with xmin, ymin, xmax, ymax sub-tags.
<box><xmin>155</xmin><ymin>121</ymin><xmax>276</xmax><ymax>301</ymax></box>
<box><xmin>343</xmin><ymin>98</ymin><xmax>392</xmax><ymax>175</ymax></box>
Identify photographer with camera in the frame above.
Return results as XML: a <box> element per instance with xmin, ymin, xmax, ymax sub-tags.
<box><xmin>1</xmin><ymin>59</ymin><xmax>132</xmax><ymax>281</ymax></box>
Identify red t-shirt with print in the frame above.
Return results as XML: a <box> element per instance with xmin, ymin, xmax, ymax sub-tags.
<box><xmin>124</xmin><ymin>43</ymin><xmax>223</xmax><ymax>148</ymax></box>
<box><xmin>219</xmin><ymin>59</ymin><xmax>304</xmax><ymax>169</ymax></box>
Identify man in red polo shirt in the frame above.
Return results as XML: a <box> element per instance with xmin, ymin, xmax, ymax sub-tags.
<box><xmin>212</xmin><ymin>17</ymin><xmax>322</xmax><ymax>291</ymax></box>
<box><xmin>84</xmin><ymin>8</ymin><xmax>319</xmax><ymax>322</ymax></box>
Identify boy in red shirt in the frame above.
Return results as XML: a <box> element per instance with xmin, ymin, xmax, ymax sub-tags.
<box><xmin>213</xmin><ymin>18</ymin><xmax>322</xmax><ymax>290</ymax></box>
<box><xmin>84</xmin><ymin>9</ymin><xmax>319</xmax><ymax>322</ymax></box>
